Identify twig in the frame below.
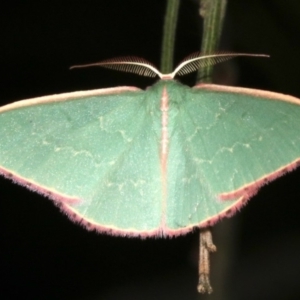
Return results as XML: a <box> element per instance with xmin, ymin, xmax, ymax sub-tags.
<box><xmin>198</xmin><ymin>0</ymin><xmax>227</xmax><ymax>82</ymax></box>
<box><xmin>197</xmin><ymin>0</ymin><xmax>227</xmax><ymax>295</ymax></box>
<box><xmin>198</xmin><ymin>228</ymin><xmax>217</xmax><ymax>293</ymax></box>
<box><xmin>160</xmin><ymin>0</ymin><xmax>180</xmax><ymax>73</ymax></box>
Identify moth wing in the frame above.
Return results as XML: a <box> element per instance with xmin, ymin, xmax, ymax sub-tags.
<box><xmin>0</xmin><ymin>87</ymin><xmax>162</xmax><ymax>236</ymax></box>
<box><xmin>166</xmin><ymin>83</ymin><xmax>300</xmax><ymax>233</ymax></box>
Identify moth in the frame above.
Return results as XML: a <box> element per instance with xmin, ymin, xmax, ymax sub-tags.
<box><xmin>1</xmin><ymin>53</ymin><xmax>300</xmax><ymax>237</ymax></box>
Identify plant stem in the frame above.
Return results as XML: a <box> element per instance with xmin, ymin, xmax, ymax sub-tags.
<box><xmin>198</xmin><ymin>0</ymin><xmax>227</xmax><ymax>82</ymax></box>
<box><xmin>198</xmin><ymin>0</ymin><xmax>227</xmax><ymax>295</ymax></box>
<box><xmin>198</xmin><ymin>228</ymin><xmax>217</xmax><ymax>294</ymax></box>
<box><xmin>160</xmin><ymin>0</ymin><xmax>229</xmax><ymax>295</ymax></box>
<box><xmin>160</xmin><ymin>0</ymin><xmax>180</xmax><ymax>74</ymax></box>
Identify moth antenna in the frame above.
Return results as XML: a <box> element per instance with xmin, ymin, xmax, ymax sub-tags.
<box><xmin>172</xmin><ymin>52</ymin><xmax>270</xmax><ymax>77</ymax></box>
<box><xmin>70</xmin><ymin>56</ymin><xmax>163</xmax><ymax>78</ymax></box>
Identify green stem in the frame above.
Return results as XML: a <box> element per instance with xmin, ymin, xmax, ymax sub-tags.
<box><xmin>160</xmin><ymin>0</ymin><xmax>180</xmax><ymax>74</ymax></box>
<box><xmin>198</xmin><ymin>0</ymin><xmax>227</xmax><ymax>82</ymax></box>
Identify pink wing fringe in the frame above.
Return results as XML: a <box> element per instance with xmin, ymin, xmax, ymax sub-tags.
<box><xmin>2</xmin><ymin>158</ymin><xmax>300</xmax><ymax>237</ymax></box>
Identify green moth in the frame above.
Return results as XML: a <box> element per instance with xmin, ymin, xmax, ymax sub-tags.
<box><xmin>1</xmin><ymin>53</ymin><xmax>300</xmax><ymax>237</ymax></box>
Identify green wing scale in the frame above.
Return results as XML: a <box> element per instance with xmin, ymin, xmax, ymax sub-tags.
<box><xmin>1</xmin><ymin>80</ymin><xmax>300</xmax><ymax>237</ymax></box>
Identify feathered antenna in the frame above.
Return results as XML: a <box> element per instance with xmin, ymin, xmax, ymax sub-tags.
<box><xmin>171</xmin><ymin>52</ymin><xmax>269</xmax><ymax>78</ymax></box>
<box><xmin>71</xmin><ymin>52</ymin><xmax>269</xmax><ymax>80</ymax></box>
<box><xmin>70</xmin><ymin>56</ymin><xmax>162</xmax><ymax>78</ymax></box>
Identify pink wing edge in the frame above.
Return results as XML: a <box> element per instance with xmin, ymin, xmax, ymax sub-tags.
<box><xmin>194</xmin><ymin>83</ymin><xmax>300</xmax><ymax>105</ymax></box>
<box><xmin>3</xmin><ymin>157</ymin><xmax>300</xmax><ymax>238</ymax></box>
<box><xmin>0</xmin><ymin>86</ymin><xmax>141</xmax><ymax>112</ymax></box>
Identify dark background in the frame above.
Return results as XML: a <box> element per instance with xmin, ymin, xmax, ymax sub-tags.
<box><xmin>1</xmin><ymin>1</ymin><xmax>300</xmax><ymax>299</ymax></box>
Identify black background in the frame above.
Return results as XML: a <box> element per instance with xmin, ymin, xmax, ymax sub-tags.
<box><xmin>1</xmin><ymin>1</ymin><xmax>300</xmax><ymax>299</ymax></box>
